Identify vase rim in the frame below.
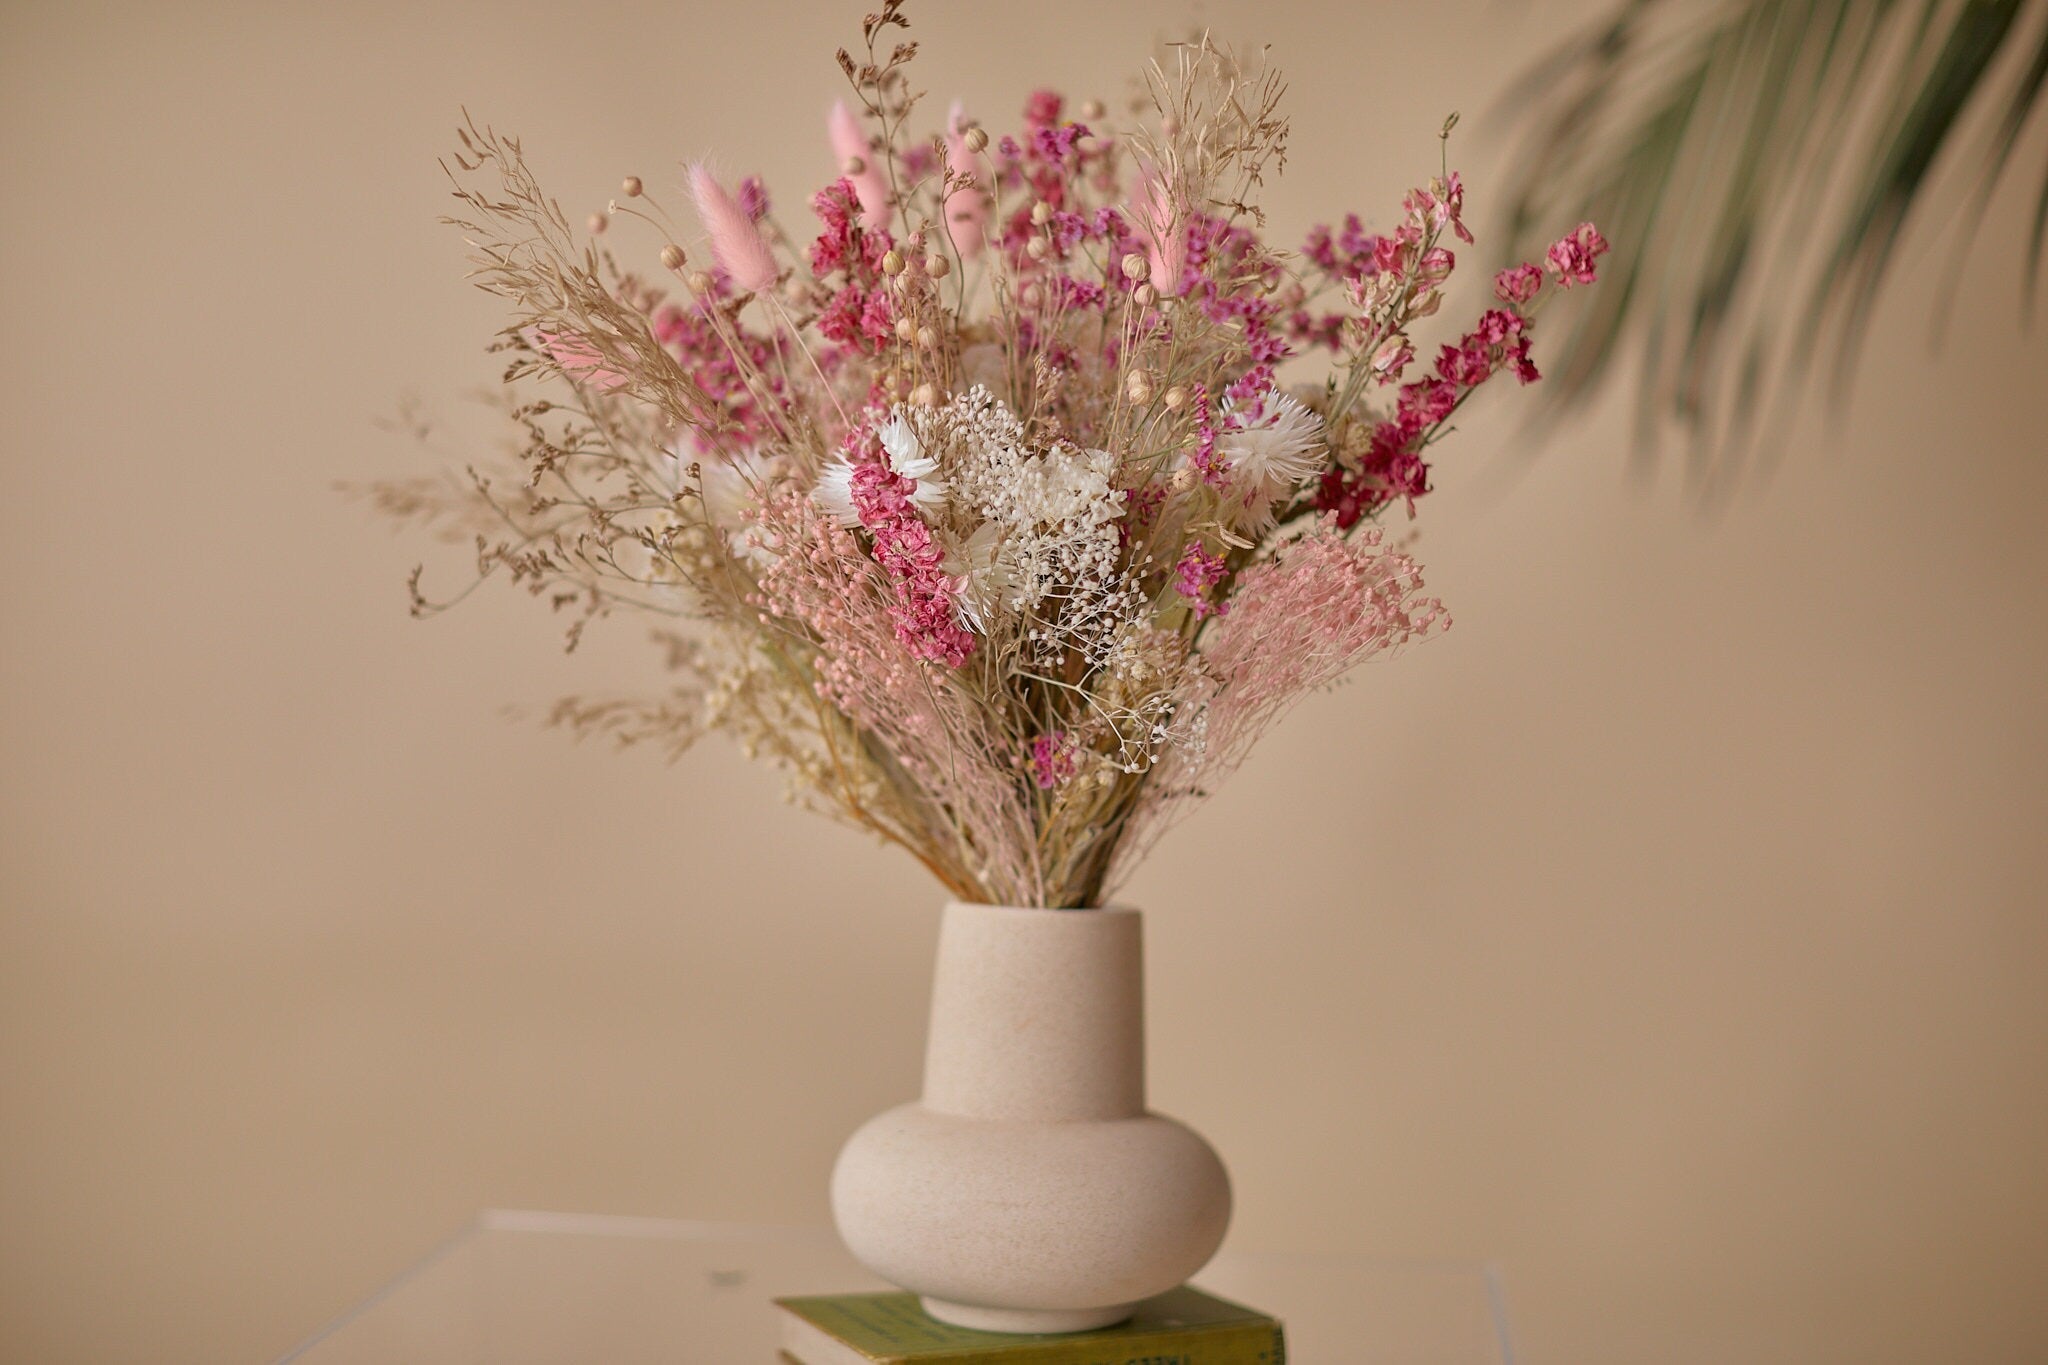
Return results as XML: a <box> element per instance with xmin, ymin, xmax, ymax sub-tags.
<box><xmin>945</xmin><ymin>900</ymin><xmax>1138</xmax><ymax>918</ymax></box>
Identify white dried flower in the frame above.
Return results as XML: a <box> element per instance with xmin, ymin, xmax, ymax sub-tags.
<box><xmin>813</xmin><ymin>456</ymin><xmax>862</xmax><ymax>528</ymax></box>
<box><xmin>878</xmin><ymin>411</ymin><xmax>949</xmax><ymax>513</ymax></box>
<box><xmin>946</xmin><ymin>520</ymin><xmax>1012</xmax><ymax>633</ymax></box>
<box><xmin>1216</xmin><ymin>391</ymin><xmax>1325</xmax><ymax>532</ymax></box>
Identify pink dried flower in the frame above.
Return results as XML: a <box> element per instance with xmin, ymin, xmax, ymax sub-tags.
<box><xmin>650</xmin><ymin>298</ymin><xmax>785</xmax><ymax>447</ymax></box>
<box><xmin>1185</xmin><ymin>383</ymin><xmax>1228</xmax><ymax>488</ymax></box>
<box><xmin>1031</xmin><ymin>121</ymin><xmax>1090</xmax><ymax>168</ymax></box>
<box><xmin>807</xmin><ymin>177</ymin><xmax>884</xmax><ymax>278</ymax></box>
<box><xmin>752</xmin><ymin>490</ymin><xmax>1037</xmax><ymax>900</ymax></box>
<box><xmin>1494</xmin><ymin>263</ymin><xmax>1543</xmax><ymax>305</ymax></box>
<box><xmin>1174</xmin><ymin>541</ymin><xmax>1230</xmax><ymax>618</ymax></box>
<box><xmin>1435</xmin><ymin>339</ymin><xmax>1492</xmax><ymax>387</ymax></box>
<box><xmin>817</xmin><ymin>283</ymin><xmax>896</xmax><ymax>354</ymax></box>
<box><xmin>1546</xmin><ymin>222</ymin><xmax>1609</xmax><ymax>287</ymax></box>
<box><xmin>1440</xmin><ymin>171</ymin><xmax>1473</xmax><ymax>244</ymax></box>
<box><xmin>1367</xmin><ymin>233</ymin><xmax>1409</xmax><ymax>284</ymax></box>
<box><xmin>1114</xmin><ymin>521</ymin><xmax>1449</xmax><ymax>886</ymax></box>
<box><xmin>687</xmin><ymin>163</ymin><xmax>779</xmax><ymax>294</ymax></box>
<box><xmin>1398</xmin><ymin>377</ymin><xmax>1458</xmax><ymax>428</ymax></box>
<box><xmin>850</xmin><ymin>459</ymin><xmax>975</xmax><ymax>667</ymax></box>
<box><xmin>1028</xmin><ymin>731</ymin><xmax>1078</xmax><ymax>789</ymax></box>
<box><xmin>1370</xmin><ymin>333</ymin><xmax>1415</xmax><ymax>381</ymax></box>
<box><xmin>736</xmin><ymin>176</ymin><xmax>770</xmax><ymax>221</ymax></box>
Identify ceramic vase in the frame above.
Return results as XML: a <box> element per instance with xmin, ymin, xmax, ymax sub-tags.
<box><xmin>830</xmin><ymin>902</ymin><xmax>1231</xmax><ymax>1333</ymax></box>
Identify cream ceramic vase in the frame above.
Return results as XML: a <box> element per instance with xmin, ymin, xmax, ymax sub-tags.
<box><xmin>830</xmin><ymin>902</ymin><xmax>1231</xmax><ymax>1333</ymax></box>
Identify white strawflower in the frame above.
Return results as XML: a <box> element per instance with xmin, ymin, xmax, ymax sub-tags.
<box><xmin>813</xmin><ymin>456</ymin><xmax>862</xmax><ymax>528</ymax></box>
<box><xmin>1217</xmin><ymin>391</ymin><xmax>1325</xmax><ymax>532</ymax></box>
<box><xmin>878</xmin><ymin>411</ymin><xmax>948</xmax><ymax>513</ymax></box>
<box><xmin>1007</xmin><ymin>445</ymin><xmax>1122</xmax><ymax>532</ymax></box>
<box><xmin>945</xmin><ymin>521</ymin><xmax>1011</xmax><ymax>633</ymax></box>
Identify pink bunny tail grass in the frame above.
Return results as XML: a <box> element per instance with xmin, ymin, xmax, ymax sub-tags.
<box><xmin>1134</xmin><ymin>167</ymin><xmax>1185</xmax><ymax>297</ymax></box>
<box><xmin>943</xmin><ymin>100</ymin><xmax>987</xmax><ymax>261</ymax></box>
<box><xmin>828</xmin><ymin>99</ymin><xmax>892</xmax><ymax>225</ymax></box>
<box><xmin>687</xmin><ymin>163</ymin><xmax>780</xmax><ymax>294</ymax></box>
<box><xmin>519</xmin><ymin>326</ymin><xmax>627</xmax><ymax>390</ymax></box>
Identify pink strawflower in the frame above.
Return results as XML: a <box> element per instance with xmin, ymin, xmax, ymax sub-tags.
<box><xmin>687</xmin><ymin>163</ymin><xmax>780</xmax><ymax>294</ymax></box>
<box><xmin>1546</xmin><ymin>222</ymin><xmax>1609</xmax><ymax>287</ymax></box>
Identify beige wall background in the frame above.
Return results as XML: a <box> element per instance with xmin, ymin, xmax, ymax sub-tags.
<box><xmin>4</xmin><ymin>1</ymin><xmax>2046</xmax><ymax>1361</ymax></box>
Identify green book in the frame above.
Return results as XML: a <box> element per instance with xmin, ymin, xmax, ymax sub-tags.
<box><xmin>773</xmin><ymin>1286</ymin><xmax>1284</xmax><ymax>1365</ymax></box>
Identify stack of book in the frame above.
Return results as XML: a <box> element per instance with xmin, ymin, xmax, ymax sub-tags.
<box><xmin>774</xmin><ymin>1286</ymin><xmax>1284</xmax><ymax>1364</ymax></box>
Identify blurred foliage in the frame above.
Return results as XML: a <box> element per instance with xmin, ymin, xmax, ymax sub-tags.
<box><xmin>1499</xmin><ymin>0</ymin><xmax>2048</xmax><ymax>496</ymax></box>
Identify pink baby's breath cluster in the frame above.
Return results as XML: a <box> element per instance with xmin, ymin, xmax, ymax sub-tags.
<box><xmin>412</xmin><ymin>2</ymin><xmax>1603</xmax><ymax>906</ymax></box>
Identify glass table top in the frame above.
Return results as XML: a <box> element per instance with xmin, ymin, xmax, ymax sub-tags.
<box><xmin>280</xmin><ymin>1210</ymin><xmax>1514</xmax><ymax>1364</ymax></box>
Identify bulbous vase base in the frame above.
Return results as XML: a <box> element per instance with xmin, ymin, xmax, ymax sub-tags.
<box><xmin>831</xmin><ymin>1101</ymin><xmax>1230</xmax><ymax>1328</ymax></box>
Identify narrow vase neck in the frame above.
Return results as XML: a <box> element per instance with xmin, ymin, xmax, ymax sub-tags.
<box><xmin>922</xmin><ymin>903</ymin><xmax>1146</xmax><ymax>1122</ymax></box>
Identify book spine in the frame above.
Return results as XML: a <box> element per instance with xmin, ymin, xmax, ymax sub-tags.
<box><xmin>890</xmin><ymin>1324</ymin><xmax>1284</xmax><ymax>1365</ymax></box>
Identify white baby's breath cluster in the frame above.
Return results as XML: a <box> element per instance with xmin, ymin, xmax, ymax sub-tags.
<box><xmin>912</xmin><ymin>390</ymin><xmax>1135</xmax><ymax>664</ymax></box>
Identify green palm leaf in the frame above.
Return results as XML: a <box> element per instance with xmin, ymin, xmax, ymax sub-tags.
<box><xmin>1498</xmin><ymin>0</ymin><xmax>2048</xmax><ymax>497</ymax></box>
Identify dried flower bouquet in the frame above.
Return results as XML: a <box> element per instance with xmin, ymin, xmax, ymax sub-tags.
<box><xmin>377</xmin><ymin>3</ymin><xmax>1605</xmax><ymax>909</ymax></box>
